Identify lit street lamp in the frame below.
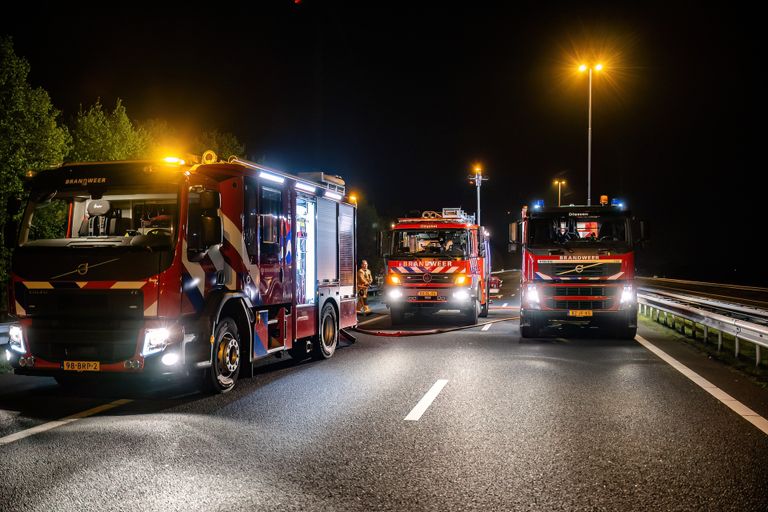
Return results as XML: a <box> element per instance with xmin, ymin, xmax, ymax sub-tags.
<box><xmin>579</xmin><ymin>63</ymin><xmax>603</xmax><ymax>206</ymax></box>
<box><xmin>468</xmin><ymin>164</ymin><xmax>488</xmax><ymax>226</ymax></box>
<box><xmin>553</xmin><ymin>179</ymin><xmax>566</xmax><ymax>207</ymax></box>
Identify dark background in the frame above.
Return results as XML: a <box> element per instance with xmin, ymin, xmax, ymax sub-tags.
<box><xmin>3</xmin><ymin>1</ymin><xmax>765</xmax><ymax>284</ymax></box>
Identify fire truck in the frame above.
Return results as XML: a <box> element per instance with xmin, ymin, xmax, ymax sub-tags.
<box><xmin>3</xmin><ymin>153</ymin><xmax>357</xmax><ymax>392</ymax></box>
<box><xmin>509</xmin><ymin>197</ymin><xmax>647</xmax><ymax>339</ymax></box>
<box><xmin>382</xmin><ymin>208</ymin><xmax>490</xmax><ymax>325</ymax></box>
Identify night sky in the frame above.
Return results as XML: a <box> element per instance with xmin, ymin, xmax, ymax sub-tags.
<box><xmin>3</xmin><ymin>2</ymin><xmax>765</xmax><ymax>284</ymax></box>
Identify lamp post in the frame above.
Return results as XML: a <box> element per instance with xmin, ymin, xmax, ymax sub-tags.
<box><xmin>468</xmin><ymin>163</ymin><xmax>488</xmax><ymax>226</ymax></box>
<box><xmin>579</xmin><ymin>63</ymin><xmax>603</xmax><ymax>206</ymax></box>
<box><xmin>553</xmin><ymin>179</ymin><xmax>566</xmax><ymax>207</ymax></box>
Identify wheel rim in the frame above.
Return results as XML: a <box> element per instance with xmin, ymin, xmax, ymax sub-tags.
<box><xmin>322</xmin><ymin>313</ymin><xmax>337</xmax><ymax>350</ymax></box>
<box><xmin>216</xmin><ymin>331</ymin><xmax>240</xmax><ymax>384</ymax></box>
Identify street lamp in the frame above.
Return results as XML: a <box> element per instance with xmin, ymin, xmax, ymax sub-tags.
<box><xmin>553</xmin><ymin>179</ymin><xmax>566</xmax><ymax>207</ymax></box>
<box><xmin>579</xmin><ymin>63</ymin><xmax>603</xmax><ymax>206</ymax></box>
<box><xmin>468</xmin><ymin>163</ymin><xmax>488</xmax><ymax>226</ymax></box>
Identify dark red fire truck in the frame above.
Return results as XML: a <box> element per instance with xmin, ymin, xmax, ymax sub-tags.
<box><xmin>509</xmin><ymin>198</ymin><xmax>647</xmax><ymax>339</ymax></box>
<box><xmin>4</xmin><ymin>154</ymin><xmax>357</xmax><ymax>392</ymax></box>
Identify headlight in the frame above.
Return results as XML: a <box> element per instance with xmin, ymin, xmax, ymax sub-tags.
<box><xmin>388</xmin><ymin>289</ymin><xmax>403</xmax><ymax>300</ymax></box>
<box><xmin>454</xmin><ymin>274</ymin><xmax>468</xmax><ymax>286</ymax></box>
<box><xmin>8</xmin><ymin>324</ymin><xmax>25</xmax><ymax>354</ymax></box>
<box><xmin>143</xmin><ymin>328</ymin><xmax>171</xmax><ymax>356</ymax></box>
<box><xmin>388</xmin><ymin>274</ymin><xmax>401</xmax><ymax>285</ymax></box>
<box><xmin>453</xmin><ymin>290</ymin><xmax>470</xmax><ymax>301</ymax></box>
<box><xmin>525</xmin><ymin>285</ymin><xmax>540</xmax><ymax>308</ymax></box>
<box><xmin>620</xmin><ymin>285</ymin><xmax>635</xmax><ymax>305</ymax></box>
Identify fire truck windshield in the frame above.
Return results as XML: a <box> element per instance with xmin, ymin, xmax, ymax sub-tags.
<box><xmin>19</xmin><ymin>185</ymin><xmax>179</xmax><ymax>248</ymax></box>
<box><xmin>527</xmin><ymin>214</ymin><xmax>629</xmax><ymax>247</ymax></box>
<box><xmin>392</xmin><ymin>229</ymin><xmax>468</xmax><ymax>259</ymax></box>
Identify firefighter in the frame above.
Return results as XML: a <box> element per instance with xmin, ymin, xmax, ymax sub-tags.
<box><xmin>357</xmin><ymin>259</ymin><xmax>373</xmax><ymax>315</ymax></box>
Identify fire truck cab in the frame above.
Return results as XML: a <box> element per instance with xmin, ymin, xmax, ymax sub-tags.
<box><xmin>509</xmin><ymin>198</ymin><xmax>646</xmax><ymax>339</ymax></box>
<box><xmin>382</xmin><ymin>208</ymin><xmax>490</xmax><ymax>325</ymax></box>
<box><xmin>5</xmin><ymin>155</ymin><xmax>357</xmax><ymax>392</ymax></box>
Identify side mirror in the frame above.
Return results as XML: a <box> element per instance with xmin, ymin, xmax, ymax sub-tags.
<box><xmin>508</xmin><ymin>222</ymin><xmax>520</xmax><ymax>253</ymax></box>
<box><xmin>200</xmin><ymin>190</ymin><xmax>220</xmax><ymax>211</ymax></box>
<box><xmin>7</xmin><ymin>196</ymin><xmax>23</xmax><ymax>216</ymax></box>
<box><xmin>378</xmin><ymin>230</ymin><xmax>391</xmax><ymax>259</ymax></box>
<box><xmin>201</xmin><ymin>216</ymin><xmax>223</xmax><ymax>248</ymax></box>
<box><xmin>3</xmin><ymin>220</ymin><xmax>18</xmax><ymax>249</ymax></box>
<box><xmin>632</xmin><ymin>218</ymin><xmax>649</xmax><ymax>248</ymax></box>
<box><xmin>187</xmin><ymin>189</ymin><xmax>223</xmax><ymax>259</ymax></box>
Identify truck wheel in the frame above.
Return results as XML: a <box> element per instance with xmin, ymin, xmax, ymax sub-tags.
<box><xmin>464</xmin><ymin>299</ymin><xmax>479</xmax><ymax>325</ymax></box>
<box><xmin>313</xmin><ymin>303</ymin><xmax>338</xmax><ymax>360</ymax></box>
<box><xmin>390</xmin><ymin>306</ymin><xmax>405</xmax><ymax>325</ymax></box>
<box><xmin>205</xmin><ymin>317</ymin><xmax>241</xmax><ymax>393</ymax></box>
<box><xmin>520</xmin><ymin>315</ymin><xmax>539</xmax><ymax>338</ymax></box>
<box><xmin>288</xmin><ymin>338</ymin><xmax>312</xmax><ymax>362</ymax></box>
<box><xmin>613</xmin><ymin>326</ymin><xmax>637</xmax><ymax>340</ymax></box>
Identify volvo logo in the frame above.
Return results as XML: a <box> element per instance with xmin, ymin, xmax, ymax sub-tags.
<box><xmin>76</xmin><ymin>263</ymin><xmax>89</xmax><ymax>275</ymax></box>
<box><xmin>575</xmin><ymin>265</ymin><xmax>584</xmax><ymax>274</ymax></box>
<box><xmin>422</xmin><ymin>273</ymin><xmax>433</xmax><ymax>283</ymax></box>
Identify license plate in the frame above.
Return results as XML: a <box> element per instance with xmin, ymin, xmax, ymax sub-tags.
<box><xmin>63</xmin><ymin>361</ymin><xmax>100</xmax><ymax>372</ymax></box>
<box><xmin>417</xmin><ymin>290</ymin><xmax>438</xmax><ymax>297</ymax></box>
<box><xmin>568</xmin><ymin>310</ymin><xmax>593</xmax><ymax>317</ymax></box>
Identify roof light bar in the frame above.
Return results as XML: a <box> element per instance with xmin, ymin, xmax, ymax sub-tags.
<box><xmin>324</xmin><ymin>190</ymin><xmax>343</xmax><ymax>201</ymax></box>
<box><xmin>259</xmin><ymin>171</ymin><xmax>285</xmax><ymax>184</ymax></box>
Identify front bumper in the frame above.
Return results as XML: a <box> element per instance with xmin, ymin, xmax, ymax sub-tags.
<box><xmin>5</xmin><ymin>320</ymin><xmax>210</xmax><ymax>378</ymax></box>
<box><xmin>384</xmin><ymin>286</ymin><xmax>475</xmax><ymax>309</ymax></box>
<box><xmin>520</xmin><ymin>306</ymin><xmax>638</xmax><ymax>328</ymax></box>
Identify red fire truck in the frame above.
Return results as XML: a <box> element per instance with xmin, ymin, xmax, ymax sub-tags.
<box><xmin>382</xmin><ymin>208</ymin><xmax>490</xmax><ymax>325</ymax></box>
<box><xmin>509</xmin><ymin>198</ymin><xmax>647</xmax><ymax>339</ymax></box>
<box><xmin>4</xmin><ymin>154</ymin><xmax>357</xmax><ymax>392</ymax></box>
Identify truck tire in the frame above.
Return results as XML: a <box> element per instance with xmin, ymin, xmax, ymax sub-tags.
<box><xmin>464</xmin><ymin>299</ymin><xmax>479</xmax><ymax>325</ymax></box>
<box><xmin>288</xmin><ymin>338</ymin><xmax>312</xmax><ymax>362</ymax></box>
<box><xmin>204</xmin><ymin>316</ymin><xmax>241</xmax><ymax>393</ymax></box>
<box><xmin>390</xmin><ymin>305</ymin><xmax>406</xmax><ymax>325</ymax></box>
<box><xmin>313</xmin><ymin>302</ymin><xmax>338</xmax><ymax>360</ymax></box>
<box><xmin>613</xmin><ymin>326</ymin><xmax>637</xmax><ymax>340</ymax></box>
<box><xmin>520</xmin><ymin>314</ymin><xmax>539</xmax><ymax>338</ymax></box>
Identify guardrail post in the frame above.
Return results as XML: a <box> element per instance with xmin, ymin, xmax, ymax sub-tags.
<box><xmin>690</xmin><ymin>321</ymin><xmax>698</xmax><ymax>340</ymax></box>
<box><xmin>734</xmin><ymin>336</ymin><xmax>739</xmax><ymax>359</ymax></box>
<box><xmin>757</xmin><ymin>345</ymin><xmax>761</xmax><ymax>368</ymax></box>
<box><xmin>703</xmin><ymin>325</ymin><xmax>708</xmax><ymax>344</ymax></box>
<box><xmin>717</xmin><ymin>331</ymin><xmax>722</xmax><ymax>352</ymax></box>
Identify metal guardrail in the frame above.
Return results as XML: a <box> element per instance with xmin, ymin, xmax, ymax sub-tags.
<box><xmin>638</xmin><ymin>292</ymin><xmax>768</xmax><ymax>367</ymax></box>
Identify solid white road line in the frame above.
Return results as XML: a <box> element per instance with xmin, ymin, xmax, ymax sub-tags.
<box><xmin>481</xmin><ymin>323</ymin><xmax>492</xmax><ymax>331</ymax></box>
<box><xmin>0</xmin><ymin>399</ymin><xmax>133</xmax><ymax>446</ymax></box>
<box><xmin>635</xmin><ymin>335</ymin><xmax>768</xmax><ymax>436</ymax></box>
<box><xmin>404</xmin><ymin>379</ymin><xmax>448</xmax><ymax>421</ymax></box>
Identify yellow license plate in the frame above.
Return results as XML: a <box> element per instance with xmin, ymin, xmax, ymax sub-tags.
<box><xmin>63</xmin><ymin>361</ymin><xmax>100</xmax><ymax>372</ymax></box>
<box><xmin>417</xmin><ymin>290</ymin><xmax>438</xmax><ymax>297</ymax></box>
<box><xmin>568</xmin><ymin>310</ymin><xmax>593</xmax><ymax>317</ymax></box>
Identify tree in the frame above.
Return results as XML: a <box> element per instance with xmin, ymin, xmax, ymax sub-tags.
<box><xmin>0</xmin><ymin>37</ymin><xmax>71</xmax><ymax>309</ymax></box>
<box><xmin>192</xmin><ymin>129</ymin><xmax>246</xmax><ymax>161</ymax></box>
<box><xmin>356</xmin><ymin>200</ymin><xmax>385</xmax><ymax>277</ymax></box>
<box><xmin>67</xmin><ymin>98</ymin><xmax>148</xmax><ymax>162</ymax></box>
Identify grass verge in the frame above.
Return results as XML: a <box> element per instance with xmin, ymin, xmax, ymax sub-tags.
<box><xmin>640</xmin><ymin>314</ymin><xmax>768</xmax><ymax>387</ymax></box>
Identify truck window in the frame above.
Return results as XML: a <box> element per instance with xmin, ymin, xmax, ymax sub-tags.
<box><xmin>260</xmin><ymin>186</ymin><xmax>282</xmax><ymax>264</ymax></box>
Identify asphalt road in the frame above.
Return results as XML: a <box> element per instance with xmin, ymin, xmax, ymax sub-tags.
<box><xmin>1</xmin><ymin>273</ymin><xmax>768</xmax><ymax>511</ymax></box>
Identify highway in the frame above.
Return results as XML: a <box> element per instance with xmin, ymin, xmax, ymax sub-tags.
<box><xmin>1</xmin><ymin>274</ymin><xmax>768</xmax><ymax>511</ymax></box>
